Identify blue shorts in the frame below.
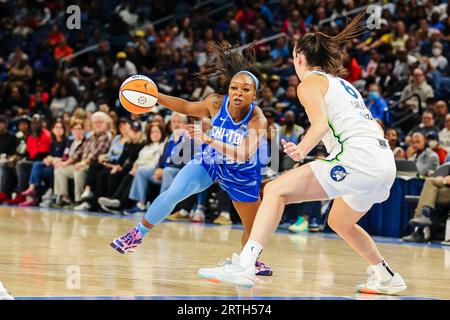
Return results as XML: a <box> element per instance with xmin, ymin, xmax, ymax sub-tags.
<box><xmin>199</xmin><ymin>161</ymin><xmax>261</xmax><ymax>203</ymax></box>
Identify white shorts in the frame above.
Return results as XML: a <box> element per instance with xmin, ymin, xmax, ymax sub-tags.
<box><xmin>309</xmin><ymin>137</ymin><xmax>396</xmax><ymax>212</ymax></box>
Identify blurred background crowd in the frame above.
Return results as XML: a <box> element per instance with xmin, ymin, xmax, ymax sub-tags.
<box><xmin>0</xmin><ymin>0</ymin><xmax>450</xmax><ymax>243</ymax></box>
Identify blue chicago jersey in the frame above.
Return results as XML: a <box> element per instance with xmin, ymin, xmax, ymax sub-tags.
<box><xmin>193</xmin><ymin>95</ymin><xmax>263</xmax><ymax>202</ymax></box>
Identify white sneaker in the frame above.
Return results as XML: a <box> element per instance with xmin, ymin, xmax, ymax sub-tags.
<box><xmin>73</xmin><ymin>201</ymin><xmax>91</xmax><ymax>211</ymax></box>
<box><xmin>41</xmin><ymin>188</ymin><xmax>53</xmax><ymax>201</ymax></box>
<box><xmin>0</xmin><ymin>281</ymin><xmax>13</xmax><ymax>300</ymax></box>
<box><xmin>80</xmin><ymin>189</ymin><xmax>94</xmax><ymax>201</ymax></box>
<box><xmin>98</xmin><ymin>197</ymin><xmax>121</xmax><ymax>209</ymax></box>
<box><xmin>198</xmin><ymin>254</ymin><xmax>237</xmax><ymax>279</ymax></box>
<box><xmin>39</xmin><ymin>198</ymin><xmax>53</xmax><ymax>208</ymax></box>
<box><xmin>356</xmin><ymin>266</ymin><xmax>407</xmax><ymax>295</ymax></box>
<box><xmin>198</xmin><ymin>254</ymin><xmax>257</xmax><ymax>287</ymax></box>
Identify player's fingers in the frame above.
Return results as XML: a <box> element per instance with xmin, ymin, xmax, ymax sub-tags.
<box><xmin>281</xmin><ymin>139</ymin><xmax>287</xmax><ymax>147</ymax></box>
<box><xmin>284</xmin><ymin>145</ymin><xmax>297</xmax><ymax>153</ymax></box>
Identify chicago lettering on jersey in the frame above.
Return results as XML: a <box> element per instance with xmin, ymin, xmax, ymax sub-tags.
<box><xmin>210</xmin><ymin>126</ymin><xmax>244</xmax><ymax>146</ymax></box>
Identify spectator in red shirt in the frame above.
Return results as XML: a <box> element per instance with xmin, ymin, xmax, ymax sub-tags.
<box><xmin>25</xmin><ymin>115</ymin><xmax>52</xmax><ymax>160</ymax></box>
<box><xmin>282</xmin><ymin>10</ymin><xmax>306</xmax><ymax>37</ymax></box>
<box><xmin>47</xmin><ymin>24</ymin><xmax>64</xmax><ymax>47</ymax></box>
<box><xmin>15</xmin><ymin>114</ymin><xmax>51</xmax><ymax>193</ymax></box>
<box><xmin>427</xmin><ymin>131</ymin><xmax>448</xmax><ymax>165</ymax></box>
<box><xmin>235</xmin><ymin>5</ymin><xmax>255</xmax><ymax>29</ymax></box>
<box><xmin>343</xmin><ymin>49</ymin><xmax>362</xmax><ymax>83</ymax></box>
<box><xmin>54</xmin><ymin>36</ymin><xmax>73</xmax><ymax>61</ymax></box>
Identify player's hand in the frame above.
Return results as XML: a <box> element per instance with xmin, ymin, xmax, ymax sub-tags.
<box><xmin>185</xmin><ymin>124</ymin><xmax>212</xmax><ymax>144</ymax></box>
<box><xmin>281</xmin><ymin>139</ymin><xmax>304</xmax><ymax>161</ymax></box>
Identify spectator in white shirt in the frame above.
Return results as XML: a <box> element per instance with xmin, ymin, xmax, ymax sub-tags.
<box><xmin>112</xmin><ymin>52</ymin><xmax>137</xmax><ymax>80</ymax></box>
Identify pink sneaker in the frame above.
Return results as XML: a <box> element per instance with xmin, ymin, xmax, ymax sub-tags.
<box><xmin>19</xmin><ymin>196</ymin><xmax>37</xmax><ymax>207</ymax></box>
<box><xmin>110</xmin><ymin>227</ymin><xmax>143</xmax><ymax>254</ymax></box>
<box><xmin>21</xmin><ymin>189</ymin><xmax>36</xmax><ymax>197</ymax></box>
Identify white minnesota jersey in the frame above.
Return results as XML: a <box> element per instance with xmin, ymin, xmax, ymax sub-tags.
<box><xmin>311</xmin><ymin>71</ymin><xmax>384</xmax><ymax>159</ymax></box>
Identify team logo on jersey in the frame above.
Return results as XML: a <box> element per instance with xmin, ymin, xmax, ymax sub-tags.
<box><xmin>330</xmin><ymin>165</ymin><xmax>347</xmax><ymax>182</ymax></box>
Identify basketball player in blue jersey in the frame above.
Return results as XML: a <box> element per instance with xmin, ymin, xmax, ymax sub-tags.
<box><xmin>199</xmin><ymin>12</ymin><xmax>407</xmax><ymax>295</ymax></box>
<box><xmin>111</xmin><ymin>42</ymin><xmax>273</xmax><ymax>276</ymax></box>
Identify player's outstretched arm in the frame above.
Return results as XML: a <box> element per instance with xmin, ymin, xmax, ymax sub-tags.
<box><xmin>157</xmin><ymin>93</ymin><xmax>224</xmax><ymax>118</ymax></box>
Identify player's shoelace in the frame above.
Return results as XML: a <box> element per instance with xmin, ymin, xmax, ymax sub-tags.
<box><xmin>217</xmin><ymin>253</ymin><xmax>239</xmax><ymax>267</ymax></box>
<box><xmin>121</xmin><ymin>229</ymin><xmax>138</xmax><ymax>245</ymax></box>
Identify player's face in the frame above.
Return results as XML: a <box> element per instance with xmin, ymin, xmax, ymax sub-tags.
<box><xmin>228</xmin><ymin>74</ymin><xmax>256</xmax><ymax>107</ymax></box>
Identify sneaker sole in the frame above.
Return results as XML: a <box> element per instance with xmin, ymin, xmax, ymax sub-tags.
<box><xmin>100</xmin><ymin>204</ymin><xmax>121</xmax><ymax>215</ymax></box>
<box><xmin>198</xmin><ymin>270</ymin><xmax>218</xmax><ymax>280</ymax></box>
<box><xmin>99</xmin><ymin>199</ymin><xmax>120</xmax><ymax>209</ymax></box>
<box><xmin>356</xmin><ymin>283</ymin><xmax>407</xmax><ymax>295</ymax></box>
<box><xmin>216</xmin><ymin>273</ymin><xmax>256</xmax><ymax>287</ymax></box>
<box><xmin>110</xmin><ymin>242</ymin><xmax>125</xmax><ymax>254</ymax></box>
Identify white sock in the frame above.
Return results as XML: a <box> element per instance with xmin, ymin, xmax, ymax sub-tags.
<box><xmin>239</xmin><ymin>240</ymin><xmax>263</xmax><ymax>268</ymax></box>
<box><xmin>373</xmin><ymin>259</ymin><xmax>395</xmax><ymax>283</ymax></box>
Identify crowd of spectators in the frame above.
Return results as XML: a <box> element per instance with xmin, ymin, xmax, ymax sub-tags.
<box><xmin>1</xmin><ymin>0</ymin><xmax>450</xmax><ymax>241</ymax></box>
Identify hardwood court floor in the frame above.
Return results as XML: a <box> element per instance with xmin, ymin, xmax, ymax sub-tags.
<box><xmin>0</xmin><ymin>206</ymin><xmax>449</xmax><ymax>300</ymax></box>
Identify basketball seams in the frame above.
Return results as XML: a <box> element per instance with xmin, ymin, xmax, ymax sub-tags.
<box><xmin>120</xmin><ymin>80</ymin><xmax>158</xmax><ymax>96</ymax></box>
<box><xmin>120</xmin><ymin>91</ymin><xmax>157</xmax><ymax>110</ymax></box>
<box><xmin>121</xmin><ymin>89</ymin><xmax>158</xmax><ymax>101</ymax></box>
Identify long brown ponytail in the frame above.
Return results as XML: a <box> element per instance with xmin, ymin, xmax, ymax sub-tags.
<box><xmin>295</xmin><ymin>9</ymin><xmax>367</xmax><ymax>77</ymax></box>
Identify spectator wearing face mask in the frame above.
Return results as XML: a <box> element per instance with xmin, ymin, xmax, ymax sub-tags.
<box><xmin>426</xmin><ymin>131</ymin><xmax>448</xmax><ymax>164</ymax></box>
<box><xmin>428</xmin><ymin>42</ymin><xmax>450</xmax><ymax>100</ymax></box>
<box><xmin>279</xmin><ymin>111</ymin><xmax>304</xmax><ymax>145</ymax></box>
<box><xmin>365</xmin><ymin>83</ymin><xmax>389</xmax><ymax>124</ymax></box>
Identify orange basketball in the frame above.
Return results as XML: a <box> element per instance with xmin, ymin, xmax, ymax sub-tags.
<box><xmin>119</xmin><ymin>75</ymin><xmax>158</xmax><ymax>114</ymax></box>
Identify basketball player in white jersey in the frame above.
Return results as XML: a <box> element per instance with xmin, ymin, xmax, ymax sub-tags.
<box><xmin>198</xmin><ymin>11</ymin><xmax>407</xmax><ymax>295</ymax></box>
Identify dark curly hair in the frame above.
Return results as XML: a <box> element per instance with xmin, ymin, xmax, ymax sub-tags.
<box><xmin>198</xmin><ymin>41</ymin><xmax>260</xmax><ymax>94</ymax></box>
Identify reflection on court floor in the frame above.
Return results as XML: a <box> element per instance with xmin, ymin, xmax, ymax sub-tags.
<box><xmin>0</xmin><ymin>206</ymin><xmax>449</xmax><ymax>300</ymax></box>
